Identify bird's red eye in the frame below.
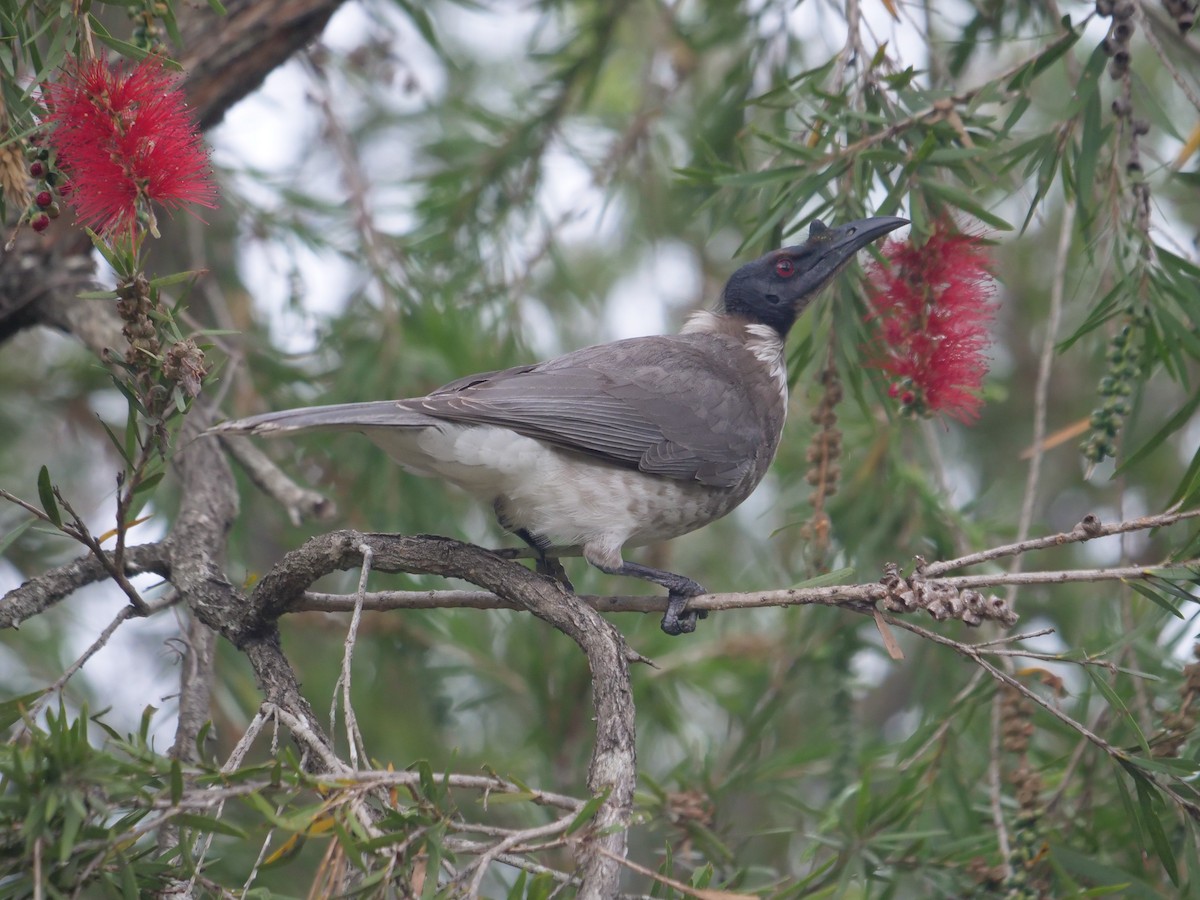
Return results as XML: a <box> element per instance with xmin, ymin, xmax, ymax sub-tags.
<box><xmin>774</xmin><ymin>258</ymin><xmax>795</xmax><ymax>277</ymax></box>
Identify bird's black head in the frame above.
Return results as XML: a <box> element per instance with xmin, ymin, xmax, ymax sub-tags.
<box><xmin>721</xmin><ymin>215</ymin><xmax>909</xmax><ymax>336</ymax></box>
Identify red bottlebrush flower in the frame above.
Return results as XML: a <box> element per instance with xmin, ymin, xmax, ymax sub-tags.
<box><xmin>863</xmin><ymin>225</ymin><xmax>995</xmax><ymax>422</ymax></box>
<box><xmin>43</xmin><ymin>56</ymin><xmax>216</xmax><ymax>238</ymax></box>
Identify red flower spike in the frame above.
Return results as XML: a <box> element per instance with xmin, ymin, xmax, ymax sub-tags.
<box><xmin>863</xmin><ymin>225</ymin><xmax>995</xmax><ymax>423</ymax></box>
<box><xmin>43</xmin><ymin>56</ymin><xmax>216</xmax><ymax>238</ymax></box>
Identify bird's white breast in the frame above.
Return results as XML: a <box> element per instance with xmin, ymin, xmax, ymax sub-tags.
<box><xmin>362</xmin><ymin>423</ymin><xmax>735</xmax><ymax>551</ymax></box>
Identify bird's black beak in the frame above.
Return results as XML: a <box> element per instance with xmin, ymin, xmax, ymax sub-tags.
<box><xmin>788</xmin><ymin>215</ymin><xmax>909</xmax><ymax>300</ymax></box>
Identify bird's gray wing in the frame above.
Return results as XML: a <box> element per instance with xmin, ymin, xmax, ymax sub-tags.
<box><xmin>413</xmin><ymin>335</ymin><xmax>766</xmax><ymax>488</ymax></box>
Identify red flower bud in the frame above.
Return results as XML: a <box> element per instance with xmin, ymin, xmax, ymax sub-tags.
<box><xmin>30</xmin><ymin>212</ymin><xmax>51</xmax><ymax>232</ymax></box>
<box><xmin>29</xmin><ymin>160</ymin><xmax>46</xmax><ymax>178</ymax></box>
<box><xmin>35</xmin><ymin>190</ymin><xmax>53</xmax><ymax>208</ymax></box>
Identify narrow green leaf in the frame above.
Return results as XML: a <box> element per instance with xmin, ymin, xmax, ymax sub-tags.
<box><xmin>1118</xmin><ymin>389</ymin><xmax>1200</xmax><ymax>474</ymax></box>
<box><xmin>1145</xmin><ymin>575</ymin><xmax>1198</xmax><ymax>605</ymax></box>
<box><xmin>132</xmin><ymin>471</ymin><xmax>165</xmax><ymax>495</ymax></box>
<box><xmin>170</xmin><ymin>758</ymin><xmax>183</xmax><ymax>805</ymax></box>
<box><xmin>1005</xmin><ymin>27</ymin><xmax>1080</xmax><ymax>90</ymax></box>
<box><xmin>781</xmin><ymin>567</ymin><xmax>858</xmax><ymax>589</ymax></box>
<box><xmin>1125</xmin><ymin>580</ymin><xmax>1183</xmax><ymax>620</ymax></box>
<box><xmin>0</xmin><ymin>690</ymin><xmax>46</xmax><ymax>730</ymax></box>
<box><xmin>714</xmin><ymin>163</ymin><xmax>810</xmax><ymax>187</ymax></box>
<box><xmin>37</xmin><ymin>466</ymin><xmax>62</xmax><ymax>527</ymax></box>
<box><xmin>0</xmin><ymin>518</ymin><xmax>35</xmax><ymax>557</ymax></box>
<box><xmin>1132</xmin><ymin>775</ymin><xmax>1179</xmax><ymax>885</ymax></box>
<box><xmin>1168</xmin><ymin>442</ymin><xmax>1200</xmax><ymax>509</ymax></box>
<box><xmin>922</xmin><ymin>179</ymin><xmax>1013</xmax><ymax>230</ymax></box>
<box><xmin>148</xmin><ymin>269</ymin><xmax>203</xmax><ymax>289</ymax></box>
<box><xmin>421</xmin><ymin>824</ymin><xmax>443</xmax><ymax>899</ymax></box>
<box><xmin>173</xmin><ymin>812</ymin><xmax>248</xmax><ymax>838</ymax></box>
<box><xmin>83</xmin><ymin>226</ymin><xmax>131</xmax><ymax>274</ymax></box>
<box><xmin>206</xmin><ymin>0</ymin><xmax>227</xmax><ymax>13</ymax></box>
<box><xmin>119</xmin><ymin>849</ymin><xmax>139</xmax><ymax>900</ymax></box>
<box><xmin>1074</xmin><ymin>88</ymin><xmax>1102</xmax><ymax>224</ymax></box>
<box><xmin>97</xmin><ymin>417</ymin><xmax>134</xmax><ymax>467</ymax></box>
<box><xmin>1086</xmin><ymin>666</ymin><xmax>1150</xmax><ymax>752</ymax></box>
<box><xmin>87</xmin><ymin>15</ymin><xmax>151</xmax><ymax>62</ymax></box>
<box><xmin>567</xmin><ymin>788</ymin><xmax>609</xmax><ymax>835</ymax></box>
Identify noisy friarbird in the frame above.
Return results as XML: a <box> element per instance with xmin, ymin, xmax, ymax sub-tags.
<box><xmin>214</xmin><ymin>215</ymin><xmax>907</xmax><ymax>635</ymax></box>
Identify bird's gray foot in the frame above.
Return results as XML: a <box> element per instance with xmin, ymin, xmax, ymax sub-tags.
<box><xmin>661</xmin><ymin>591</ymin><xmax>701</xmax><ymax>635</ymax></box>
<box><xmin>611</xmin><ymin>560</ymin><xmax>708</xmax><ymax>636</ymax></box>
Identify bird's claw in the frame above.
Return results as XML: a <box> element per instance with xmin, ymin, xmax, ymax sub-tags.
<box><xmin>660</xmin><ymin>589</ymin><xmax>708</xmax><ymax>636</ymax></box>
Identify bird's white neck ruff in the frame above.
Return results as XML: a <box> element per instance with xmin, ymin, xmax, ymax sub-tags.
<box><xmin>683</xmin><ymin>311</ymin><xmax>788</xmax><ymax>403</ymax></box>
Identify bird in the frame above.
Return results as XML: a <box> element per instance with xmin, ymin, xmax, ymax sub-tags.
<box><xmin>213</xmin><ymin>215</ymin><xmax>907</xmax><ymax>635</ymax></box>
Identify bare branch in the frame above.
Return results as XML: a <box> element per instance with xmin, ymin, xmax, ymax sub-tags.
<box><xmin>0</xmin><ymin>541</ymin><xmax>169</xmax><ymax>629</ymax></box>
<box><xmin>247</xmin><ymin>530</ymin><xmax>636</xmax><ymax>898</ymax></box>
<box><xmin>921</xmin><ymin>508</ymin><xmax>1200</xmax><ymax>576</ymax></box>
<box><xmin>295</xmin><ymin>558</ymin><xmax>1200</xmax><ymax>619</ymax></box>
<box><xmin>54</xmin><ymin>488</ymin><xmax>150</xmax><ymax>616</ymax></box>
<box><xmin>219</xmin><ymin>434</ymin><xmax>335</xmax><ymax>526</ymax></box>
<box><xmin>331</xmin><ymin>543</ymin><xmax>372</xmax><ymax>770</ymax></box>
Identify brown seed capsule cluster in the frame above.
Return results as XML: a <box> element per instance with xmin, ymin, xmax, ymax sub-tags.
<box><xmin>664</xmin><ymin>788</ymin><xmax>715</xmax><ymax>828</ymax></box>
<box><xmin>116</xmin><ymin>274</ymin><xmax>210</xmax><ymax>402</ymax></box>
<box><xmin>967</xmin><ymin>856</ymin><xmax>1008</xmax><ymax>890</ymax></box>
<box><xmin>1151</xmin><ymin>642</ymin><xmax>1200</xmax><ymax>757</ymax></box>
<box><xmin>162</xmin><ymin>339</ymin><xmax>210</xmax><ymax>400</ymax></box>
<box><xmin>806</xmin><ymin>362</ymin><xmax>843</xmax><ymax>498</ymax></box>
<box><xmin>801</xmin><ymin>353</ymin><xmax>843</xmax><ymax>567</ymax></box>
<box><xmin>1000</xmin><ymin>686</ymin><xmax>1049</xmax><ymax>899</ymax></box>
<box><xmin>1162</xmin><ymin>0</ymin><xmax>1196</xmax><ymax>33</ymax></box>
<box><xmin>116</xmin><ymin>274</ymin><xmax>159</xmax><ymax>368</ymax></box>
<box><xmin>1097</xmin><ymin>0</ymin><xmax>1137</xmax><ymax>80</ymax></box>
<box><xmin>1001</xmin><ymin>686</ymin><xmax>1035</xmax><ymax>754</ymax></box>
<box><xmin>879</xmin><ymin>563</ymin><xmax>1019</xmax><ymax>626</ymax></box>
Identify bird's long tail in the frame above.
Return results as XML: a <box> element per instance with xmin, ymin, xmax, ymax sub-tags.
<box><xmin>211</xmin><ymin>400</ymin><xmax>437</xmax><ymax>436</ymax></box>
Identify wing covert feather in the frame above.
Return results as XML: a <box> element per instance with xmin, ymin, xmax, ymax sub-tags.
<box><xmin>413</xmin><ymin>335</ymin><xmax>778</xmax><ymax>488</ymax></box>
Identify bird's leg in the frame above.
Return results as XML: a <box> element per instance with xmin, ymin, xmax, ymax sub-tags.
<box><xmin>584</xmin><ymin>550</ymin><xmax>708</xmax><ymax>635</ymax></box>
<box><xmin>513</xmin><ymin>528</ymin><xmax>574</xmax><ymax>592</ymax></box>
<box><xmin>618</xmin><ymin>561</ymin><xmax>709</xmax><ymax>635</ymax></box>
<box><xmin>492</xmin><ymin>499</ymin><xmax>573</xmax><ymax>591</ymax></box>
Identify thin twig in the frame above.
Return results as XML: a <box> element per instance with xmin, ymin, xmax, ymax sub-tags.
<box><xmin>54</xmin><ymin>489</ymin><xmax>150</xmax><ymax>615</ymax></box>
<box><xmin>298</xmin><ymin>555</ymin><xmax>1200</xmax><ymax>617</ymax></box>
<box><xmin>897</xmin><ymin>668</ymin><xmax>987</xmax><ymax>771</ymax></box>
<box><xmin>1135</xmin><ymin>1</ymin><xmax>1200</xmax><ymax>115</ymax></box>
<box><xmin>922</xmin><ymin>508</ymin><xmax>1200</xmax><ymax>576</ymax></box>
<box><xmin>462</xmin><ymin>814</ymin><xmax>579</xmax><ymax>897</ymax></box>
<box><xmin>1010</xmin><ymin>198</ymin><xmax>1076</xmax><ymax>600</ymax></box>
<box><xmin>25</xmin><ymin>592</ymin><xmax>180</xmax><ymax>721</ymax></box>
<box><xmin>219</xmin><ymin>434</ymin><xmax>335</xmax><ymax>526</ymax></box>
<box><xmin>333</xmin><ymin>543</ymin><xmax>372</xmax><ymax>770</ymax></box>
<box><xmin>886</xmin><ymin>614</ymin><xmax>1200</xmax><ymax>818</ymax></box>
<box><xmin>989</xmin><ymin>694</ymin><xmax>1014</xmax><ymax>877</ymax></box>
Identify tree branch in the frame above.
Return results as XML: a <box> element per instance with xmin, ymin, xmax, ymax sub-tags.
<box><xmin>0</xmin><ymin>541</ymin><xmax>169</xmax><ymax>629</ymax></box>
<box><xmin>247</xmin><ymin>530</ymin><xmax>637</xmax><ymax>898</ymax></box>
